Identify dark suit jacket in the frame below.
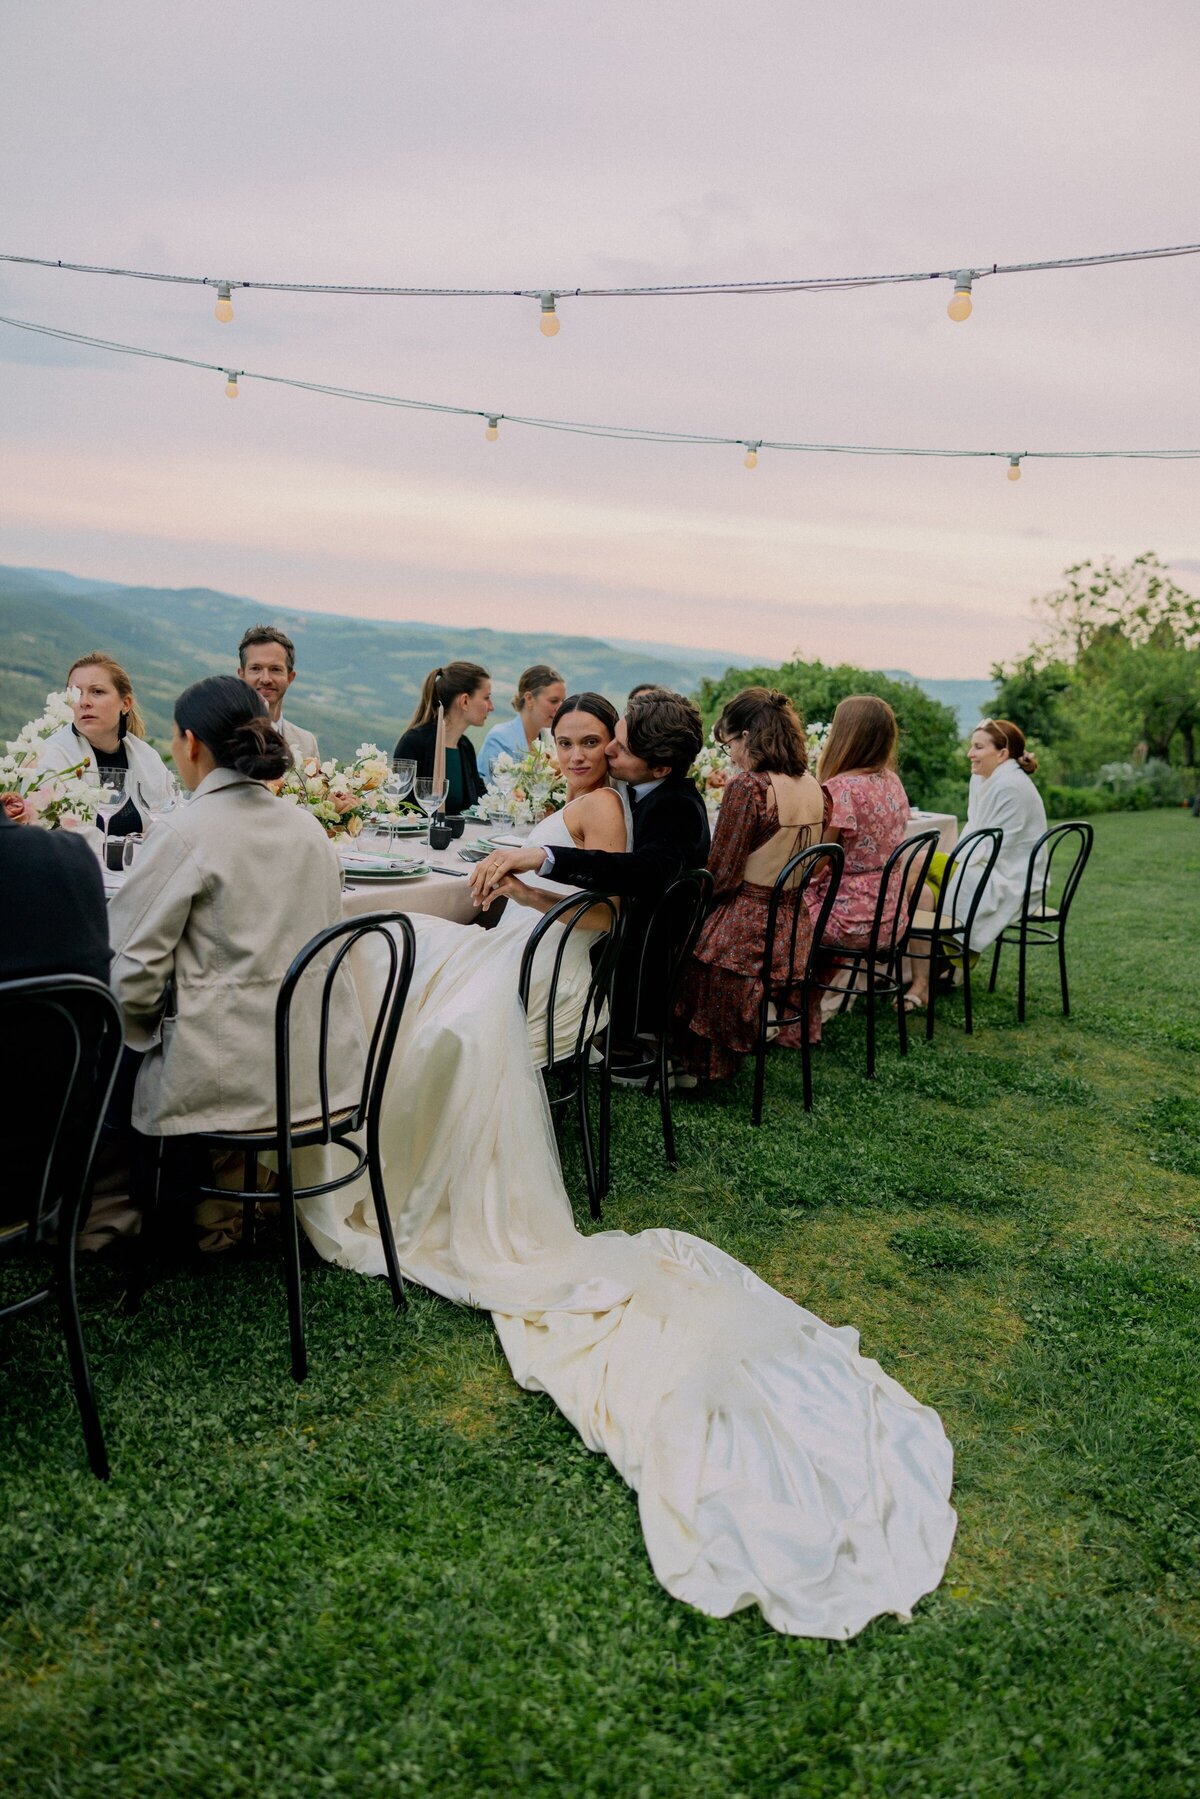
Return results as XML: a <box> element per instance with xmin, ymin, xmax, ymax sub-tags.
<box><xmin>546</xmin><ymin>775</ymin><xmax>711</xmax><ymax>898</ymax></box>
<box><xmin>546</xmin><ymin>776</ymin><xmax>711</xmax><ymax>1037</ymax></box>
<box><xmin>392</xmin><ymin>721</ymin><xmax>486</xmax><ymax>813</ymax></box>
<box><xmin>0</xmin><ymin>813</ymin><xmax>111</xmax><ymax>984</ymax></box>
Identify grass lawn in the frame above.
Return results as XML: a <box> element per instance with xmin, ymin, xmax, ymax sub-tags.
<box><xmin>2</xmin><ymin>809</ymin><xmax>1199</xmax><ymax>1797</ymax></box>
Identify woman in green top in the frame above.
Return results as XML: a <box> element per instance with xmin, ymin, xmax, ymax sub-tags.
<box><xmin>393</xmin><ymin>661</ymin><xmax>494</xmax><ymax>814</ymax></box>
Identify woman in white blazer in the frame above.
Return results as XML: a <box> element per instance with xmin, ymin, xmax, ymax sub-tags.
<box><xmin>41</xmin><ymin>652</ymin><xmax>175</xmax><ymax>834</ymax></box>
<box><xmin>912</xmin><ymin>716</ymin><xmax>1049</xmax><ymax>993</ymax></box>
<box><xmin>108</xmin><ymin>675</ymin><xmax>365</xmax><ymax>1137</ymax></box>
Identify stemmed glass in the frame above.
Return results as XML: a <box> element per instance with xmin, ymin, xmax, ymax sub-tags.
<box><xmin>89</xmin><ymin>770</ymin><xmax>128</xmax><ymax>864</ymax></box>
<box><xmin>414</xmin><ymin>774</ymin><xmax>447</xmax><ymax>842</ymax></box>
<box><xmin>380</xmin><ymin>757</ymin><xmax>416</xmax><ymax>844</ymax></box>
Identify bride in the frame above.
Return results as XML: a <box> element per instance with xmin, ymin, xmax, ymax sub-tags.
<box><xmin>300</xmin><ymin>693</ymin><xmax>956</xmax><ymax>1641</ymax></box>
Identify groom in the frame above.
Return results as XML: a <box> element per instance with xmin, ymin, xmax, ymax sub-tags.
<box><xmin>470</xmin><ymin>687</ymin><xmax>710</xmax><ymax>1031</ymax></box>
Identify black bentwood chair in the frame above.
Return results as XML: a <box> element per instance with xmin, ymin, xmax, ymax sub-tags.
<box><xmin>751</xmin><ymin>842</ymin><xmax>844</xmax><ymax>1125</ymax></box>
<box><xmin>612</xmin><ymin>869</ymin><xmax>714</xmax><ymax>1171</ymax></box>
<box><xmin>137</xmin><ymin>913</ymin><xmax>416</xmax><ymax>1383</ymax></box>
<box><xmin>820</xmin><ymin>829</ymin><xmax>940</xmax><ymax>1078</ymax></box>
<box><xmin>519</xmin><ymin>891</ymin><xmax>624</xmax><ymax>1221</ymax></box>
<box><xmin>904</xmin><ymin>826</ymin><xmax>1002</xmax><ymax>1042</ymax></box>
<box><xmin>988</xmin><ymin>821</ymin><xmax>1095</xmax><ymax>1022</ymax></box>
<box><xmin>0</xmin><ymin>976</ymin><xmax>124</xmax><ymax>1479</ymax></box>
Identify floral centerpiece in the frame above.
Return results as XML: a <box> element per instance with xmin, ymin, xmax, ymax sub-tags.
<box><xmin>274</xmin><ymin>743</ymin><xmax>412</xmax><ymax>839</ymax></box>
<box><xmin>805</xmin><ymin>720</ymin><xmax>831</xmax><ymax>767</ymax></box>
<box><xmin>0</xmin><ymin>688</ymin><xmax>103</xmax><ymax>829</ymax></box>
<box><xmin>690</xmin><ymin>732</ymin><xmax>733</xmax><ymax>805</ymax></box>
<box><xmin>483</xmin><ymin>738</ymin><xmax>566</xmax><ymax>825</ymax></box>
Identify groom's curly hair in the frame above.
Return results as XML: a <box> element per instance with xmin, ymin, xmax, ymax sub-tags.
<box><xmin>626</xmin><ymin>690</ymin><xmax>703</xmax><ymax>776</ymax></box>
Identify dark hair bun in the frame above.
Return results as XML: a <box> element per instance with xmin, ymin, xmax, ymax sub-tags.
<box><xmin>1018</xmin><ymin>751</ymin><xmax>1039</xmax><ymax>776</ymax></box>
<box><xmin>227</xmin><ymin>716</ymin><xmax>292</xmax><ymax>780</ymax></box>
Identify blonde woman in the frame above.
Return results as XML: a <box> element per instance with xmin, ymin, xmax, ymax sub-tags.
<box><xmin>40</xmin><ymin>652</ymin><xmax>175</xmax><ymax>835</ymax></box>
<box><xmin>478</xmin><ymin>664</ymin><xmax>567</xmax><ymax>784</ymax></box>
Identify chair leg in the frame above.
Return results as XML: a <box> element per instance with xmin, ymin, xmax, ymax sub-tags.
<box><xmin>925</xmin><ymin>952</ymin><xmax>937</xmax><ymax>1043</ymax></box>
<box><xmin>241</xmin><ymin>1150</ymin><xmax>257</xmax><ymax>1250</ymax></box>
<box><xmin>800</xmin><ymin>1003</ymin><xmax>814</xmax><ymax>1113</ymax></box>
<box><xmin>1058</xmin><ymin>932</ymin><xmax>1071</xmax><ymax>1017</ymax></box>
<box><xmin>751</xmin><ymin>997</ymin><xmax>769</xmax><ymax>1125</ymax></box>
<box><xmin>367</xmin><ymin>1150</ymin><xmax>408</xmax><ymax>1314</ymax></box>
<box><xmin>576</xmin><ymin>1055</ymin><xmax>602</xmax><ymax>1222</ymax></box>
<box><xmin>657</xmin><ymin>1033</ymin><xmax>677</xmax><ymax>1170</ymax></box>
<box><xmin>988</xmin><ymin>940</ymin><xmax>1002</xmax><ymax>993</ymax></box>
<box><xmin>1017</xmin><ymin>923</ymin><xmax>1028</xmax><ymax>1024</ymax></box>
<box><xmin>126</xmin><ymin>1133</ymin><xmax>164</xmax><ymax>1314</ymax></box>
<box><xmin>896</xmin><ymin>969</ymin><xmax>909</xmax><ymax>1058</ymax></box>
<box><xmin>54</xmin><ymin>1236</ymin><xmax>109</xmax><ymax>1480</ymax></box>
<box><xmin>962</xmin><ymin>948</ymin><xmax>974</xmax><ymax>1034</ymax></box>
<box><xmin>278</xmin><ymin>1168</ymin><xmax>308</xmax><ymax>1383</ymax></box>
<box><xmin>865</xmin><ymin>970</ymin><xmax>877</xmax><ymax>1078</ymax></box>
<box><xmin>597</xmin><ymin>1030</ymin><xmax>614</xmax><ymax>1202</ymax></box>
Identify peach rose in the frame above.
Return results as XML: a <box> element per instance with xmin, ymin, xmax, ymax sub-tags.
<box><xmin>1</xmin><ymin>791</ymin><xmax>29</xmax><ymax>824</ymax></box>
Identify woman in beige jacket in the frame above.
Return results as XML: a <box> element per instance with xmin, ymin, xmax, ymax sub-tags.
<box><xmin>108</xmin><ymin>676</ymin><xmax>364</xmax><ymax>1137</ymax></box>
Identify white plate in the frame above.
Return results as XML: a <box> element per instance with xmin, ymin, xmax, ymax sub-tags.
<box><xmin>345</xmin><ymin>864</ymin><xmax>430</xmax><ymax>881</ymax></box>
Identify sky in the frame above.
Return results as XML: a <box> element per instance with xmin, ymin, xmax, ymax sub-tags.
<box><xmin>2</xmin><ymin>2</ymin><xmax>1198</xmax><ymax>677</ymax></box>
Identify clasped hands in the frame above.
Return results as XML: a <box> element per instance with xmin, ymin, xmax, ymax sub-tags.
<box><xmin>468</xmin><ymin>844</ymin><xmax>548</xmax><ymax>911</ymax></box>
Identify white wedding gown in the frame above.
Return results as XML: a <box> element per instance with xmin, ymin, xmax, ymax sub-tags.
<box><xmin>299</xmin><ymin>805</ymin><xmax>956</xmax><ymax>1638</ymax></box>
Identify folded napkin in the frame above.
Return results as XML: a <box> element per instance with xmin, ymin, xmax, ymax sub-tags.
<box><xmin>340</xmin><ymin>851</ymin><xmax>425</xmax><ymax>871</ymax></box>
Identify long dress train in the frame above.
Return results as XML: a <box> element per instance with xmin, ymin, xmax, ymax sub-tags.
<box><xmin>300</xmin><ymin>807</ymin><xmax>956</xmax><ymax>1638</ymax></box>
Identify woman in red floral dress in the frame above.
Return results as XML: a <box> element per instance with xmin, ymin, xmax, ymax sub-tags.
<box><xmin>674</xmin><ymin>689</ymin><xmax>825</xmax><ymax>1083</ymax></box>
<box><xmin>804</xmin><ymin>695</ymin><xmax>911</xmax><ymax>952</ymax></box>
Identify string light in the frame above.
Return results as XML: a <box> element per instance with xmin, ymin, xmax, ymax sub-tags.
<box><xmin>6</xmin><ymin>237</ymin><xmax>1198</xmax><ymax>311</ymax></box>
<box><xmin>1007</xmin><ymin>455</ymin><xmax>1022</xmax><ymax>481</ymax></box>
<box><xmin>743</xmin><ymin>441</ymin><xmax>761</xmax><ymax>469</ymax></box>
<box><xmin>4</xmin><ymin>311</ymin><xmax>1198</xmax><ymax>472</ymax></box>
<box><xmin>538</xmin><ymin>292</ymin><xmax>560</xmax><ymax>337</ymax></box>
<box><xmin>485</xmin><ymin>415</ymin><xmax>500</xmax><ymax>441</ymax></box>
<box><xmin>213</xmin><ymin>281</ymin><xmax>235</xmax><ymax>324</ymax></box>
<box><xmin>947</xmin><ymin>272</ymin><xmax>974</xmax><ymax>322</ymax></box>
<box><xmin>224</xmin><ymin>370</ymin><xmax>238</xmax><ymax>398</ymax></box>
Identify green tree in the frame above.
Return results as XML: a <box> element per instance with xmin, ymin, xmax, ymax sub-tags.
<box><xmin>694</xmin><ymin>657</ymin><xmax>961</xmax><ymax>805</ymax></box>
<box><xmin>988</xmin><ymin>654</ymin><xmax>1073</xmax><ymax>744</ymax></box>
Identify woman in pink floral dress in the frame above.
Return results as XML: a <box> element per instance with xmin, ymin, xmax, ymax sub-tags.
<box><xmin>674</xmin><ymin>689</ymin><xmax>825</xmax><ymax>1083</ymax></box>
<box><xmin>805</xmin><ymin>695</ymin><xmax>911</xmax><ymax>954</ymax></box>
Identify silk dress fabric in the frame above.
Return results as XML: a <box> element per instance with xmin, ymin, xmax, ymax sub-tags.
<box><xmin>299</xmin><ymin>803</ymin><xmax>957</xmax><ymax>1639</ymax></box>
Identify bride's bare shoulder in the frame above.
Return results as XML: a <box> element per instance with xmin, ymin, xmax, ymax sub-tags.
<box><xmin>565</xmin><ymin>785</ymin><xmax>627</xmax><ymax>845</ymax></box>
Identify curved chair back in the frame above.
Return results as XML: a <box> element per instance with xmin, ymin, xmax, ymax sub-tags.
<box><xmin>634</xmin><ymin>868</ymin><xmax>714</xmax><ymax>1041</ymax></box>
<box><xmin>761</xmin><ymin>841</ymin><xmax>845</xmax><ymax>996</ymax></box>
<box><xmin>0</xmin><ymin>975</ymin><xmax>123</xmax><ymax>1247</ymax></box>
<box><xmin>936</xmin><ymin>826</ymin><xmax>1003</xmax><ymax>954</ymax></box>
<box><xmin>275</xmin><ymin>911</ymin><xmax>417</xmax><ymax>1151</ymax></box>
<box><xmin>752</xmin><ymin>841</ymin><xmax>843</xmax><ymax>1122</ymax></box>
<box><xmin>1023</xmin><ymin>820</ymin><xmax>1094</xmax><ymax>924</ymax></box>
<box><xmin>869</xmin><ymin>829</ymin><xmax>940</xmax><ymax>977</ymax></box>
<box><xmin>518</xmin><ymin>892</ymin><xmax>624</xmax><ymax>1072</ymax></box>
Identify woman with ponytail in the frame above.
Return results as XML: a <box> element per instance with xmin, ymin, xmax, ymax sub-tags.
<box><xmin>675</xmin><ymin>687</ymin><xmax>825</xmax><ymax>1083</ymax></box>
<box><xmin>39</xmin><ymin>652</ymin><xmax>175</xmax><ymax>834</ymax></box>
<box><xmin>108</xmin><ymin>676</ymin><xmax>364</xmax><ymax>1137</ymax></box>
<box><xmin>394</xmin><ymin>662</ymin><xmax>493</xmax><ymax>813</ymax></box>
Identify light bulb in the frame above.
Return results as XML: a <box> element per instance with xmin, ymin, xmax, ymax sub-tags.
<box><xmin>224</xmin><ymin>372</ymin><xmax>239</xmax><ymax>399</ymax></box>
<box><xmin>485</xmin><ymin>416</ymin><xmax>500</xmax><ymax>441</ymax></box>
<box><xmin>743</xmin><ymin>442</ymin><xmax>760</xmax><ymax>469</ymax></box>
<box><xmin>538</xmin><ymin>291</ymin><xmax>560</xmax><ymax>336</ymax></box>
<box><xmin>1007</xmin><ymin>457</ymin><xmax>1021</xmax><ymax>482</ymax></box>
<box><xmin>947</xmin><ymin>270</ymin><xmax>973</xmax><ymax>322</ymax></box>
<box><xmin>214</xmin><ymin>281</ymin><xmax>234</xmax><ymax>324</ymax></box>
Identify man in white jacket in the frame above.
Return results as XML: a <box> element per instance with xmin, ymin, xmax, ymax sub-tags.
<box><xmin>236</xmin><ymin>624</ymin><xmax>320</xmax><ymax>764</ymax></box>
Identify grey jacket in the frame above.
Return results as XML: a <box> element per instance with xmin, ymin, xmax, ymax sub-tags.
<box><xmin>108</xmin><ymin>767</ymin><xmax>365</xmax><ymax>1135</ymax></box>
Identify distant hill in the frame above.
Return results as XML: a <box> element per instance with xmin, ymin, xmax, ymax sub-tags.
<box><xmin>882</xmin><ymin>671</ymin><xmax>995</xmax><ymax>733</ymax></box>
<box><xmin>0</xmin><ymin>565</ymin><xmax>994</xmax><ymax>757</ymax></box>
<box><xmin>0</xmin><ymin>567</ymin><xmax>748</xmax><ymax>760</ymax></box>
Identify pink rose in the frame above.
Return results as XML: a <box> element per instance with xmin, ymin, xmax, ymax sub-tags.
<box><xmin>330</xmin><ymin>789</ymin><xmax>356</xmax><ymax>814</ymax></box>
<box><xmin>1</xmin><ymin>791</ymin><xmax>29</xmax><ymax>824</ymax></box>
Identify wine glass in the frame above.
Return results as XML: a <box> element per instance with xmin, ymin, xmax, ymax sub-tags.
<box><xmin>147</xmin><ymin>777</ymin><xmax>184</xmax><ymax>829</ymax></box>
<box><xmin>414</xmin><ymin>774</ymin><xmax>447</xmax><ymax>841</ymax></box>
<box><xmin>380</xmin><ymin>757</ymin><xmax>416</xmax><ymax>844</ymax></box>
<box><xmin>90</xmin><ymin>770</ymin><xmax>127</xmax><ymax>857</ymax></box>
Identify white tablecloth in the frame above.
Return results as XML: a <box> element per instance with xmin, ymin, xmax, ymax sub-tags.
<box><xmin>905</xmin><ymin>811</ymin><xmax>958</xmax><ymax>856</ymax></box>
<box><xmin>340</xmin><ymin>819</ymin><xmax>499</xmax><ymax>923</ymax></box>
